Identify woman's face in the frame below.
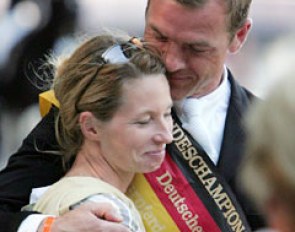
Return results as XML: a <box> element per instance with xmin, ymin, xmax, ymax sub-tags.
<box><xmin>98</xmin><ymin>74</ymin><xmax>173</xmax><ymax>174</ymax></box>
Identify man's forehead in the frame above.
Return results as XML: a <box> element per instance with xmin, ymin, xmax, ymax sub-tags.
<box><xmin>147</xmin><ymin>24</ymin><xmax>212</xmax><ymax>49</ymax></box>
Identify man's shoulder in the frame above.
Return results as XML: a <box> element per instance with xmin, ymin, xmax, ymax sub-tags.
<box><xmin>228</xmin><ymin>71</ymin><xmax>259</xmax><ymax>104</ymax></box>
<box><xmin>17</xmin><ymin>107</ymin><xmax>59</xmax><ymax>154</ymax></box>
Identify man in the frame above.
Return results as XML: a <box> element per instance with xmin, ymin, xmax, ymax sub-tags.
<box><xmin>0</xmin><ymin>0</ymin><xmax>264</xmax><ymax>231</ymax></box>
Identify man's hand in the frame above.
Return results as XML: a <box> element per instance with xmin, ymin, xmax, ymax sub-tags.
<box><xmin>38</xmin><ymin>202</ymin><xmax>130</xmax><ymax>232</ymax></box>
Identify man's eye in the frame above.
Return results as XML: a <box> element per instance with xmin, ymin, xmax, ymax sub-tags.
<box><xmin>154</xmin><ymin>34</ymin><xmax>168</xmax><ymax>42</ymax></box>
<box><xmin>189</xmin><ymin>45</ymin><xmax>211</xmax><ymax>54</ymax></box>
<box><xmin>191</xmin><ymin>48</ymin><xmax>207</xmax><ymax>53</ymax></box>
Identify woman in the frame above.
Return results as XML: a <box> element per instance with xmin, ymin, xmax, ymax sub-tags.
<box><xmin>28</xmin><ymin>34</ymin><xmax>173</xmax><ymax>232</ymax></box>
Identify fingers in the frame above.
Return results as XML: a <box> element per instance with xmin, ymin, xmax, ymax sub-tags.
<box><xmin>49</xmin><ymin>202</ymin><xmax>130</xmax><ymax>232</ymax></box>
<box><xmin>80</xmin><ymin>202</ymin><xmax>123</xmax><ymax>222</ymax></box>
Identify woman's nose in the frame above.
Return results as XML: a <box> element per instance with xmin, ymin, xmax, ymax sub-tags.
<box><xmin>154</xmin><ymin>121</ymin><xmax>173</xmax><ymax>144</ymax></box>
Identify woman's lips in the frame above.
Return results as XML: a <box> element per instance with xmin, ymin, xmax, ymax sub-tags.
<box><xmin>145</xmin><ymin>148</ymin><xmax>166</xmax><ymax>157</ymax></box>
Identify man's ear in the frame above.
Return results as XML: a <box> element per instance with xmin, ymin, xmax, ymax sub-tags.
<box><xmin>228</xmin><ymin>18</ymin><xmax>252</xmax><ymax>53</ymax></box>
<box><xmin>79</xmin><ymin>112</ymin><xmax>100</xmax><ymax>141</ymax></box>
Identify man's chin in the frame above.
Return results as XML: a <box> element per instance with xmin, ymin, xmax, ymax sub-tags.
<box><xmin>171</xmin><ymin>91</ymin><xmax>187</xmax><ymax>101</ymax></box>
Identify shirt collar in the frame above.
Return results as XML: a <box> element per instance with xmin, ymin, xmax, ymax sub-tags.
<box><xmin>174</xmin><ymin>66</ymin><xmax>230</xmax><ymax>117</ymax></box>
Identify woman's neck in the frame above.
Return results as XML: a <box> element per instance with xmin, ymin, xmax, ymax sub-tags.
<box><xmin>65</xmin><ymin>144</ymin><xmax>134</xmax><ymax>193</ymax></box>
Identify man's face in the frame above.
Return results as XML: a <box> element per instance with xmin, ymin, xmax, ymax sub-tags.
<box><xmin>144</xmin><ymin>0</ymin><xmax>240</xmax><ymax>100</ymax></box>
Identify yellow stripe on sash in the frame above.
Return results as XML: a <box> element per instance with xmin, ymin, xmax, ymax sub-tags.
<box><xmin>39</xmin><ymin>90</ymin><xmax>60</xmax><ymax>117</ymax></box>
<box><xmin>127</xmin><ymin>174</ymin><xmax>179</xmax><ymax>232</ymax></box>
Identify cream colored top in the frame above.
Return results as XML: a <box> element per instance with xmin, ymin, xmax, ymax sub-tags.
<box><xmin>32</xmin><ymin>176</ymin><xmax>145</xmax><ymax>232</ymax></box>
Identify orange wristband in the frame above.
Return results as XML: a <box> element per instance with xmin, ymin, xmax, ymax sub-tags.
<box><xmin>43</xmin><ymin>216</ymin><xmax>55</xmax><ymax>232</ymax></box>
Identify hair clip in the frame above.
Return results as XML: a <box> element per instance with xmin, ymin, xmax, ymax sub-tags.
<box><xmin>101</xmin><ymin>37</ymin><xmax>143</xmax><ymax>64</ymax></box>
<box><xmin>101</xmin><ymin>44</ymin><xmax>129</xmax><ymax>64</ymax></box>
<box><xmin>76</xmin><ymin>37</ymin><xmax>143</xmax><ymax>113</ymax></box>
<box><xmin>129</xmin><ymin>37</ymin><xmax>143</xmax><ymax>48</ymax></box>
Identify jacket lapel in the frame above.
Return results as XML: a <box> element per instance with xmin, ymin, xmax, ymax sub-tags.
<box><xmin>217</xmin><ymin>71</ymin><xmax>255</xmax><ymax>182</ymax></box>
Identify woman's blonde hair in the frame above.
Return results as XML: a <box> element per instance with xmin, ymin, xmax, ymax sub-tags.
<box><xmin>51</xmin><ymin>34</ymin><xmax>165</xmax><ymax>164</ymax></box>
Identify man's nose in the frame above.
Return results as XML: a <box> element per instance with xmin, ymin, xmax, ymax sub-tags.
<box><xmin>163</xmin><ymin>42</ymin><xmax>186</xmax><ymax>72</ymax></box>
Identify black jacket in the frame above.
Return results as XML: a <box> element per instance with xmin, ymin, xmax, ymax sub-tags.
<box><xmin>0</xmin><ymin>71</ymin><xmax>265</xmax><ymax>231</ymax></box>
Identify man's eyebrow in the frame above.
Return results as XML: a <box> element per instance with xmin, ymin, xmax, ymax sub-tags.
<box><xmin>150</xmin><ymin>24</ymin><xmax>211</xmax><ymax>48</ymax></box>
<box><xmin>188</xmin><ymin>41</ymin><xmax>211</xmax><ymax>47</ymax></box>
<box><xmin>150</xmin><ymin>25</ymin><xmax>166</xmax><ymax>38</ymax></box>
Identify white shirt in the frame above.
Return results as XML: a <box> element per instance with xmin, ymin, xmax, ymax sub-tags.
<box><xmin>17</xmin><ymin>187</ymin><xmax>52</xmax><ymax>232</ymax></box>
<box><xmin>174</xmin><ymin>66</ymin><xmax>231</xmax><ymax>164</ymax></box>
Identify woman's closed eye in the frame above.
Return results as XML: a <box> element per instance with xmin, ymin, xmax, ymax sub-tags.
<box><xmin>134</xmin><ymin>117</ymin><xmax>151</xmax><ymax>125</ymax></box>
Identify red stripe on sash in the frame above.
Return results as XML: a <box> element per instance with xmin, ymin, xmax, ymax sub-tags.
<box><xmin>144</xmin><ymin>153</ymin><xmax>221</xmax><ymax>232</ymax></box>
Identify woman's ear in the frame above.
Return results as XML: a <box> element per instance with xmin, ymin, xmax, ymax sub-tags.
<box><xmin>79</xmin><ymin>112</ymin><xmax>100</xmax><ymax>141</ymax></box>
<box><xmin>228</xmin><ymin>18</ymin><xmax>252</xmax><ymax>54</ymax></box>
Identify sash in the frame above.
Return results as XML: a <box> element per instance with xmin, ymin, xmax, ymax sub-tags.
<box><xmin>39</xmin><ymin>90</ymin><xmax>60</xmax><ymax>117</ymax></box>
<box><xmin>127</xmin><ymin>114</ymin><xmax>251</xmax><ymax>232</ymax></box>
<box><xmin>39</xmin><ymin>92</ymin><xmax>251</xmax><ymax>231</ymax></box>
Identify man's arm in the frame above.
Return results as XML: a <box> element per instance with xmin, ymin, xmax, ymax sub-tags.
<box><xmin>38</xmin><ymin>202</ymin><xmax>129</xmax><ymax>232</ymax></box>
<box><xmin>0</xmin><ymin>108</ymin><xmax>64</xmax><ymax>231</ymax></box>
<box><xmin>0</xmin><ymin>211</ymin><xmax>36</xmax><ymax>232</ymax></box>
